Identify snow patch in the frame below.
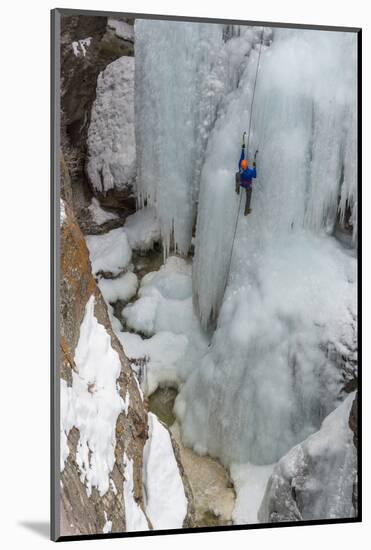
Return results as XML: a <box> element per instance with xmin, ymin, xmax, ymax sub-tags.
<box><xmin>143</xmin><ymin>413</ymin><xmax>187</xmax><ymax>529</ymax></box>
<box><xmin>72</xmin><ymin>37</ymin><xmax>92</xmax><ymax>57</ymax></box>
<box><xmin>231</xmin><ymin>462</ymin><xmax>275</xmax><ymax>524</ymax></box>
<box><xmin>122</xmin><ymin>293</ymin><xmax>160</xmax><ymax>337</ymax></box>
<box><xmin>88</xmin><ymin>197</ymin><xmax>119</xmax><ymax>225</ymax></box>
<box><xmin>60</xmin><ymin>380</ymin><xmax>74</xmax><ymax>470</ymax></box>
<box><xmin>85</xmin><ymin>227</ymin><xmax>132</xmax><ymax>277</ymax></box>
<box><xmin>123</xmin><ymin>452</ymin><xmax>149</xmax><ymax>531</ymax></box>
<box><xmin>98</xmin><ymin>271</ymin><xmax>138</xmax><ymax>303</ymax></box>
<box><xmin>120</xmin><ymin>257</ymin><xmax>208</xmax><ymax>393</ymax></box>
<box><xmin>122</xmin><ymin>256</ymin><xmax>193</xmax><ymax>336</ymax></box>
<box><xmin>60</xmin><ymin>199</ymin><xmax>67</xmax><ymax>225</ymax></box>
<box><xmin>118</xmin><ymin>330</ymin><xmax>188</xmax><ymax>395</ymax></box>
<box><xmin>103</xmin><ymin>512</ymin><xmax>112</xmax><ymax>533</ymax></box>
<box><xmin>60</xmin><ymin>295</ymin><xmax>128</xmax><ymax>496</ymax></box>
<box><xmin>124</xmin><ymin>207</ymin><xmax>161</xmax><ymax>252</ymax></box>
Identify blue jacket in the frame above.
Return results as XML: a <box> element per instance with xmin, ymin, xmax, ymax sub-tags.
<box><xmin>239</xmin><ymin>148</ymin><xmax>256</xmax><ymax>189</ymax></box>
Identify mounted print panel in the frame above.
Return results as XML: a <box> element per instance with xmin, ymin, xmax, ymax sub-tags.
<box><xmin>51</xmin><ymin>8</ymin><xmax>361</xmax><ymax>541</ymax></box>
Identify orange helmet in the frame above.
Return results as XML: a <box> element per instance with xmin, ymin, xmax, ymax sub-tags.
<box><xmin>241</xmin><ymin>159</ymin><xmax>248</xmax><ymax>170</ymax></box>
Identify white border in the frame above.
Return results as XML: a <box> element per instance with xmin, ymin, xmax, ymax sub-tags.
<box><xmin>1</xmin><ymin>1</ymin><xmax>368</xmax><ymax>548</ymax></box>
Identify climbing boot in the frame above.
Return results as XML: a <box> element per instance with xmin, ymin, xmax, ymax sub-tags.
<box><xmin>244</xmin><ymin>208</ymin><xmax>252</xmax><ymax>216</ymax></box>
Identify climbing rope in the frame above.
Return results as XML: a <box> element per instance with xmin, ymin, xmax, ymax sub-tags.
<box><xmin>223</xmin><ymin>30</ymin><xmax>264</xmax><ymax>295</ymax></box>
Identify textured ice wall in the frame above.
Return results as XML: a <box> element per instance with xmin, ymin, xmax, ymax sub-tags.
<box><xmin>193</xmin><ymin>29</ymin><xmax>357</xmax><ymax>330</ymax></box>
<box><xmin>135</xmin><ymin>20</ymin><xmax>221</xmax><ymax>256</ymax></box>
<box><xmin>134</xmin><ymin>23</ymin><xmax>357</xmax><ymax>474</ymax></box>
<box><xmin>135</xmin><ymin>21</ymin><xmax>263</xmax><ymax>257</ymax></box>
<box><xmin>192</xmin><ymin>32</ymin><xmax>265</xmax><ymax>329</ymax></box>
<box><xmin>176</xmin><ymin>29</ymin><xmax>357</xmax><ymax>467</ymax></box>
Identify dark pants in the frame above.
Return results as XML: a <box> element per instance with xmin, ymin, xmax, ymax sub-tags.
<box><xmin>244</xmin><ymin>187</ymin><xmax>252</xmax><ymax>214</ymax></box>
<box><xmin>235</xmin><ymin>172</ymin><xmax>240</xmax><ymax>194</ymax></box>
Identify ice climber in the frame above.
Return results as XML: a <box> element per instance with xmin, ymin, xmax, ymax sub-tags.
<box><xmin>236</xmin><ymin>141</ymin><xmax>257</xmax><ymax>216</ymax></box>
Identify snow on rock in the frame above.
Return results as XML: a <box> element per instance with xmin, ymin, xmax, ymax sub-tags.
<box><xmin>60</xmin><ymin>201</ymin><xmax>150</xmax><ymax>535</ymax></box>
<box><xmin>142</xmin><ymin>332</ymin><xmax>188</xmax><ymax>395</ymax></box>
<box><xmin>72</xmin><ymin>37</ymin><xmax>92</xmax><ymax>57</ymax></box>
<box><xmin>122</xmin><ymin>294</ymin><xmax>160</xmax><ymax>337</ymax></box>
<box><xmin>102</xmin><ymin>512</ymin><xmax>112</xmax><ymax>533</ymax></box>
<box><xmin>123</xmin><ymin>453</ymin><xmax>150</xmax><ymax>531</ymax></box>
<box><xmin>88</xmin><ymin>197</ymin><xmax>119</xmax><ymax>225</ymax></box>
<box><xmin>122</xmin><ymin>256</ymin><xmax>193</xmax><ymax>336</ymax></box>
<box><xmin>60</xmin><ymin>199</ymin><xmax>67</xmax><ymax>225</ymax></box>
<box><xmin>116</xmin><ymin>331</ymin><xmax>146</xmax><ymax>359</ymax></box>
<box><xmin>60</xmin><ymin>295</ymin><xmax>128</xmax><ymax>497</ymax></box>
<box><xmin>258</xmin><ymin>393</ymin><xmax>357</xmax><ymax>522</ymax></box>
<box><xmin>230</xmin><ymin>462</ymin><xmax>275</xmax><ymax>524</ymax></box>
<box><xmin>108</xmin><ymin>18</ymin><xmax>135</xmax><ymax>42</ymax></box>
<box><xmin>124</xmin><ymin>207</ymin><xmax>161</xmax><ymax>252</ymax></box>
<box><xmin>140</xmin><ymin>256</ymin><xmax>192</xmax><ymax>300</ymax></box>
<box><xmin>106</xmin><ymin>301</ymin><xmax>124</xmax><ymax>335</ymax></box>
<box><xmin>143</xmin><ymin>413</ymin><xmax>188</xmax><ymax>529</ymax></box>
<box><xmin>87</xmin><ymin>56</ymin><xmax>136</xmax><ymax>194</ymax></box>
<box><xmin>98</xmin><ymin>272</ymin><xmax>138</xmax><ymax>303</ymax></box>
<box><xmin>60</xmin><ymin>380</ymin><xmax>75</xmax><ymax>470</ymax></box>
<box><xmin>85</xmin><ymin>227</ymin><xmax>132</xmax><ymax>277</ymax></box>
<box><xmin>118</xmin><ymin>331</ymin><xmax>188</xmax><ymax>395</ymax></box>
<box><xmin>121</xmin><ymin>257</ymin><xmax>208</xmax><ymax>393</ymax></box>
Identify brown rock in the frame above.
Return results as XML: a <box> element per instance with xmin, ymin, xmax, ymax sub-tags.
<box><xmin>59</xmin><ymin>157</ymin><xmax>149</xmax><ymax>536</ymax></box>
<box><xmin>348</xmin><ymin>391</ymin><xmax>358</xmax><ymax>516</ymax></box>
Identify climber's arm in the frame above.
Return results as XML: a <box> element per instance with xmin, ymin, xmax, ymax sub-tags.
<box><xmin>239</xmin><ymin>147</ymin><xmax>245</xmax><ymax>169</ymax></box>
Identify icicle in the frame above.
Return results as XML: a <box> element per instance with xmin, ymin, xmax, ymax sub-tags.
<box><xmin>135</xmin><ymin>20</ymin><xmax>225</xmax><ymax>257</ymax></box>
<box><xmin>134</xmin><ymin>21</ymin><xmax>261</xmax><ymax>258</ymax></box>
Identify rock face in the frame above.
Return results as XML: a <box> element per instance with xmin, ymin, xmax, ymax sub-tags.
<box><xmin>258</xmin><ymin>394</ymin><xmax>358</xmax><ymax>523</ymax></box>
<box><xmin>323</xmin><ymin>309</ymin><xmax>357</xmax><ymax>396</ymax></box>
<box><xmin>59</xmin><ymin>156</ymin><xmax>194</xmax><ymax>535</ymax></box>
<box><xmin>348</xmin><ymin>392</ymin><xmax>358</xmax><ymax>516</ymax></box>
<box><xmin>171</xmin><ymin>423</ymin><xmax>235</xmax><ymax>527</ymax></box>
<box><xmin>60</xmin><ymin>14</ymin><xmax>135</xmax><ymax>224</ymax></box>
<box><xmin>167</xmin><ymin>427</ymin><xmax>196</xmax><ymax>528</ymax></box>
<box><xmin>60</xmin><ymin>157</ymin><xmax>149</xmax><ymax>536</ymax></box>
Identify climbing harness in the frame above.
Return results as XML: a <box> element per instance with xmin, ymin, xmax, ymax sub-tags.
<box><xmin>224</xmin><ymin>30</ymin><xmax>264</xmax><ymax>294</ymax></box>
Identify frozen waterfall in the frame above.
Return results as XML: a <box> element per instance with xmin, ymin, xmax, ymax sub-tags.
<box><xmin>193</xmin><ymin>28</ymin><xmax>357</xmax><ymax>330</ymax></box>
<box><xmin>177</xmin><ymin>29</ymin><xmax>357</xmax><ymax>466</ymax></box>
<box><xmin>135</xmin><ymin>21</ymin><xmax>266</xmax><ymax>257</ymax></box>
<box><xmin>135</xmin><ymin>23</ymin><xmax>357</xmax><ymax>468</ymax></box>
